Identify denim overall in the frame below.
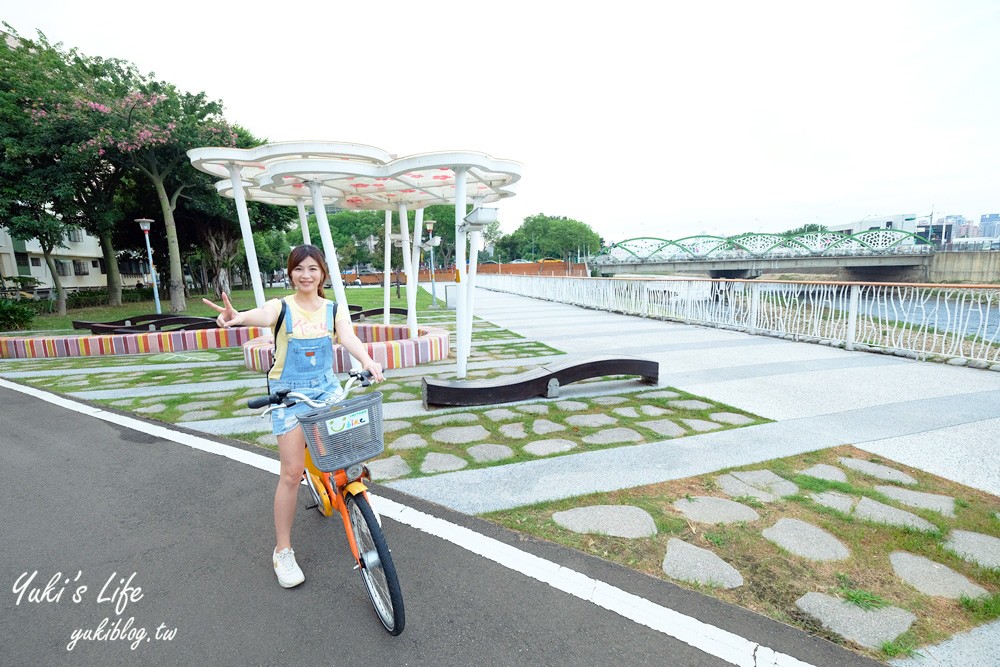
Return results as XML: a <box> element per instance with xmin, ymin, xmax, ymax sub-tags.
<box><xmin>269</xmin><ymin>298</ymin><xmax>342</xmax><ymax>436</ymax></box>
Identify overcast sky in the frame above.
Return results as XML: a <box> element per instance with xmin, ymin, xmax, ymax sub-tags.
<box><xmin>5</xmin><ymin>1</ymin><xmax>1000</xmax><ymax>243</ymax></box>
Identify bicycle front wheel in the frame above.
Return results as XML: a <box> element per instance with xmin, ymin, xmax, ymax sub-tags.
<box><xmin>346</xmin><ymin>493</ymin><xmax>405</xmax><ymax>635</ymax></box>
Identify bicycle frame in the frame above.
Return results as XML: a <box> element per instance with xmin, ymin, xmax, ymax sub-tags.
<box><xmin>303</xmin><ymin>450</ymin><xmax>370</xmax><ymax>565</ymax></box>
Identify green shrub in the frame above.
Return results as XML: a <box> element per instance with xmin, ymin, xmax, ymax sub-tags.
<box><xmin>0</xmin><ymin>299</ymin><xmax>36</xmax><ymax>331</ymax></box>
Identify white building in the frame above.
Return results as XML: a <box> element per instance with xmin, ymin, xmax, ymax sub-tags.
<box><xmin>827</xmin><ymin>214</ymin><xmax>919</xmax><ymax>236</ymax></box>
<box><xmin>0</xmin><ymin>226</ymin><xmax>134</xmax><ymax>293</ymax></box>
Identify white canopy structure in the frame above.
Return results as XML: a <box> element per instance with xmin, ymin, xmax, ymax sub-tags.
<box><xmin>187</xmin><ymin>141</ymin><xmax>521</xmax><ymax>377</ymax></box>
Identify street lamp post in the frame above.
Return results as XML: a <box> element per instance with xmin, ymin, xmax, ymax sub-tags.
<box><xmin>425</xmin><ymin>220</ymin><xmax>438</xmax><ymax>307</ymax></box>
<box><xmin>136</xmin><ymin>218</ymin><xmax>161</xmax><ymax>314</ymax></box>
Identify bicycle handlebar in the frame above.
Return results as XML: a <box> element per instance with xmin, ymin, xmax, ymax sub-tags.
<box><xmin>246</xmin><ymin>369</ymin><xmax>374</xmax><ymax>410</ymax></box>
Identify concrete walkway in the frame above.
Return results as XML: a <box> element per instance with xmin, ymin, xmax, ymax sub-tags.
<box><xmin>387</xmin><ymin>287</ymin><xmax>1000</xmax><ymax>507</ymax></box>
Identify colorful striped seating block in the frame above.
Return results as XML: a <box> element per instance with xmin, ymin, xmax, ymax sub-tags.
<box><xmin>0</xmin><ymin>327</ymin><xmax>268</xmax><ymax>359</ymax></box>
<box><xmin>242</xmin><ymin>324</ymin><xmax>450</xmax><ymax>373</ymax></box>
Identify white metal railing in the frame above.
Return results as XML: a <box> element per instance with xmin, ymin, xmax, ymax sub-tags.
<box><xmin>477</xmin><ymin>275</ymin><xmax>1000</xmax><ymax>365</ymax></box>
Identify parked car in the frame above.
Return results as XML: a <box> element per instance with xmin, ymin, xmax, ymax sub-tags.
<box><xmin>510</xmin><ymin>259</ymin><xmax>531</xmax><ymax>264</ymax></box>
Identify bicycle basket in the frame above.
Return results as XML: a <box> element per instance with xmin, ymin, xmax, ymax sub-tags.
<box><xmin>297</xmin><ymin>391</ymin><xmax>385</xmax><ymax>472</ymax></box>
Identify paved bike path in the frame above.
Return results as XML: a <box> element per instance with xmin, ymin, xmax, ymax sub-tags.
<box><xmin>0</xmin><ymin>384</ymin><xmax>875</xmax><ymax>667</ymax></box>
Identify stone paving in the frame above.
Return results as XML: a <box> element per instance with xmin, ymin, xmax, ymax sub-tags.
<box><xmin>531</xmin><ymin>456</ymin><xmax>998</xmax><ymax>655</ymax></box>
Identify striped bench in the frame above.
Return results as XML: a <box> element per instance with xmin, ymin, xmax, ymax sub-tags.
<box><xmin>242</xmin><ymin>323</ymin><xmax>450</xmax><ymax>373</ymax></box>
<box><xmin>0</xmin><ymin>326</ymin><xmax>268</xmax><ymax>359</ymax></box>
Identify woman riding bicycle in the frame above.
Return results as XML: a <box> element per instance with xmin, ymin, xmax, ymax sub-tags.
<box><xmin>204</xmin><ymin>244</ymin><xmax>384</xmax><ymax>588</ymax></box>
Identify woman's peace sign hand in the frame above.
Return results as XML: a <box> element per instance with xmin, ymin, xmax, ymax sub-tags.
<box><xmin>202</xmin><ymin>292</ymin><xmax>241</xmax><ymax>328</ymax></box>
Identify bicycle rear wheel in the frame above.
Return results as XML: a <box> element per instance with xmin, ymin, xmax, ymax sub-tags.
<box><xmin>346</xmin><ymin>493</ymin><xmax>404</xmax><ymax>635</ymax></box>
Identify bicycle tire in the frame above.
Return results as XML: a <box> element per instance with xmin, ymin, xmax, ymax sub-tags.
<box><xmin>346</xmin><ymin>494</ymin><xmax>405</xmax><ymax>635</ymax></box>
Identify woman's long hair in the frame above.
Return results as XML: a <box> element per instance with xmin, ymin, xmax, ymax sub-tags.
<box><xmin>287</xmin><ymin>245</ymin><xmax>329</xmax><ymax>298</ymax></box>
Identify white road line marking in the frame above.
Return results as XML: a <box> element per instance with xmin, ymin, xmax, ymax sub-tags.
<box><xmin>1</xmin><ymin>377</ymin><xmax>814</xmax><ymax>667</ymax></box>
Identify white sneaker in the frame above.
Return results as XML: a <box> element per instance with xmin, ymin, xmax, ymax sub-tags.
<box><xmin>272</xmin><ymin>547</ymin><xmax>305</xmax><ymax>588</ymax></box>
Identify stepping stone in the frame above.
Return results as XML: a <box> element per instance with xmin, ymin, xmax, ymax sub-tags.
<box><xmin>672</xmin><ymin>497</ymin><xmax>760</xmax><ymax>524</ymax></box>
<box><xmin>108</xmin><ymin>399</ymin><xmax>135</xmax><ymax>407</ymax></box>
<box><xmin>431</xmin><ymin>425</ymin><xmax>490</xmax><ymax>444</ymax></box>
<box><xmin>582</xmin><ymin>428</ymin><xmax>643</xmax><ymax>445</ymax></box>
<box><xmin>421</xmin><ymin>453</ymin><xmax>468</xmax><ymax>473</ymax></box>
<box><xmin>390</xmin><ymin>434</ymin><xmax>427</xmax><ymax>450</ymax></box>
<box><xmin>518</xmin><ymin>404</ymin><xmax>549</xmax><ymax>414</ymax></box>
<box><xmin>566</xmin><ymin>414</ymin><xmax>618</xmax><ymax>428</ymax></box>
<box><xmin>838</xmin><ymin>457</ymin><xmax>917</xmax><ymax>485</ymax></box>
<box><xmin>483</xmin><ymin>408</ymin><xmax>520</xmax><ymax>422</ymax></box>
<box><xmin>889</xmin><ymin>552</ymin><xmax>988</xmax><ymax>599</ymax></box>
<box><xmin>388</xmin><ymin>392</ymin><xmax>413</xmax><ymax>401</ymax></box>
<box><xmin>668</xmin><ymin>399</ymin><xmax>712</xmax><ymax>410</ymax></box>
<box><xmin>613</xmin><ymin>407</ymin><xmax>640</xmax><ymax>418</ymax></box>
<box><xmin>467</xmin><ymin>444</ymin><xmax>514</xmax><ymax>462</ymax></box>
<box><xmin>591</xmin><ymin>396</ymin><xmax>628</xmax><ymax>405</ymax></box>
<box><xmin>875</xmin><ymin>485</ymin><xmax>956</xmax><ymax>517</ymax></box>
<box><xmin>135</xmin><ymin>404</ymin><xmax>167</xmax><ymax>414</ymax></box>
<box><xmin>728</xmin><ymin>470</ymin><xmax>799</xmax><ymax>499</ymax></box>
<box><xmin>854</xmin><ymin>497</ymin><xmax>937</xmax><ymax>532</ymax></box>
<box><xmin>762</xmin><ymin>518</ymin><xmax>850</xmax><ymax>561</ymax></box>
<box><xmin>232</xmin><ymin>407</ymin><xmax>260</xmax><ymax>417</ymax></box>
<box><xmin>681</xmin><ymin>419</ymin><xmax>723</xmax><ymax>433</ymax></box>
<box><xmin>709</xmin><ymin>412</ymin><xmax>754</xmax><ymax>425</ymax></box>
<box><xmin>532</xmin><ymin>419</ymin><xmax>567</xmax><ymax>435</ymax></box>
<box><xmin>178</xmin><ymin>410</ymin><xmax>219</xmax><ymax>421</ymax></box>
<box><xmin>637</xmin><ymin>419</ymin><xmax>686</xmax><ymax>438</ymax></box>
<box><xmin>176</xmin><ymin>400</ymin><xmax>223</xmax><ymax>412</ymax></box>
<box><xmin>639</xmin><ymin>390</ymin><xmax>680</xmax><ymax>399</ymax></box>
<box><xmin>256</xmin><ymin>434</ymin><xmax>277</xmax><ymax>447</ymax></box>
<box><xmin>423</xmin><ymin>412</ymin><xmax>479</xmax><ymax>425</ymax></box>
<box><xmin>374</xmin><ymin>382</ymin><xmax>401</xmax><ymax>391</ymax></box>
<box><xmin>944</xmin><ymin>530</ymin><xmax>1000</xmax><ymax>569</ymax></box>
<box><xmin>553</xmin><ymin>505</ymin><xmax>656</xmax><ymax>538</ymax></box>
<box><xmin>524</xmin><ymin>439</ymin><xmax>577</xmax><ymax>456</ymax></box>
<box><xmin>499</xmin><ymin>423</ymin><xmax>527</xmax><ymax>439</ymax></box>
<box><xmin>809</xmin><ymin>491</ymin><xmax>855</xmax><ymax>513</ymax></box>
<box><xmin>799</xmin><ymin>464</ymin><xmax>847</xmax><ymax>483</ymax></box>
<box><xmin>639</xmin><ymin>405</ymin><xmax>671</xmax><ymax>417</ymax></box>
<box><xmin>383</xmin><ymin>420</ymin><xmax>411</xmax><ymax>433</ymax></box>
<box><xmin>794</xmin><ymin>592</ymin><xmax>915</xmax><ymax>650</ymax></box>
<box><xmin>140</xmin><ymin>396</ymin><xmax>170</xmax><ymax>404</ymax></box>
<box><xmin>369</xmin><ymin>455</ymin><xmax>411</xmax><ymax>480</ymax></box>
<box><xmin>717</xmin><ymin>474</ymin><xmax>778</xmax><ymax>502</ymax></box>
<box><xmin>662</xmin><ymin>539</ymin><xmax>743</xmax><ymax>589</ymax></box>
<box><xmin>555</xmin><ymin>400</ymin><xmax>588</xmax><ymax>411</ymax></box>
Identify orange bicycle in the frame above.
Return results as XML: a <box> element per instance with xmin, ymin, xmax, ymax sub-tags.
<box><xmin>249</xmin><ymin>370</ymin><xmax>405</xmax><ymax>635</ymax></box>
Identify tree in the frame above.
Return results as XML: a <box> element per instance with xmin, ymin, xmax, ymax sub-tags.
<box><xmin>783</xmin><ymin>223</ymin><xmax>828</xmax><ymax>236</ymax></box>
<box><xmin>71</xmin><ymin>75</ymin><xmax>238</xmax><ymax>312</ymax></box>
<box><xmin>500</xmin><ymin>214</ymin><xmax>601</xmax><ymax>262</ymax></box>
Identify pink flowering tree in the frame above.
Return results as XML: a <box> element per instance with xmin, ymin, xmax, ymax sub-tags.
<box><xmin>72</xmin><ymin>81</ymin><xmax>237</xmax><ymax>312</ymax></box>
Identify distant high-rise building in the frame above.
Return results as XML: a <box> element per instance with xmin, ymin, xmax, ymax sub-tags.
<box><xmin>981</xmin><ymin>213</ymin><xmax>1000</xmax><ymax>237</ymax></box>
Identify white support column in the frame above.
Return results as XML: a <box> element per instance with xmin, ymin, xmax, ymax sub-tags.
<box><xmin>307</xmin><ymin>181</ymin><xmax>348</xmax><ymax>311</ymax></box>
<box><xmin>226</xmin><ymin>163</ymin><xmax>266</xmax><ymax>307</ymax></box>
<box><xmin>398</xmin><ymin>204</ymin><xmax>413</xmax><ymax>337</ymax></box>
<box><xmin>453</xmin><ymin>168</ymin><xmax>468</xmax><ymax>377</ymax></box>
<box><xmin>406</xmin><ymin>208</ymin><xmax>423</xmax><ymax>337</ymax></box>
<box><xmin>295</xmin><ymin>199</ymin><xmax>311</xmax><ymax>246</ymax></box>
<box><xmin>383</xmin><ymin>209</ymin><xmax>392</xmax><ymax>323</ymax></box>
<box><xmin>464</xmin><ymin>196</ymin><xmax>484</xmax><ymax>363</ymax></box>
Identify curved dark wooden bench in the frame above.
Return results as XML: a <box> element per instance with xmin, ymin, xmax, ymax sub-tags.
<box><xmin>73</xmin><ymin>313</ymin><xmax>166</xmax><ymax>332</ymax></box>
<box><xmin>422</xmin><ymin>355</ymin><xmax>659</xmax><ymax>408</ymax></box>
<box><xmin>351</xmin><ymin>307</ymin><xmax>408</xmax><ymax>321</ymax></box>
<box><xmin>111</xmin><ymin>316</ymin><xmax>218</xmax><ymax>333</ymax></box>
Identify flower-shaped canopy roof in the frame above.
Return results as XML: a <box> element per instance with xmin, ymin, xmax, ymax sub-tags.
<box><xmin>255</xmin><ymin>151</ymin><xmax>521</xmax><ymax>211</ymax></box>
<box><xmin>188</xmin><ymin>142</ymin><xmax>520</xmax><ymax>211</ymax></box>
<box><xmin>188</xmin><ymin>141</ymin><xmax>392</xmax><ymax>181</ymax></box>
